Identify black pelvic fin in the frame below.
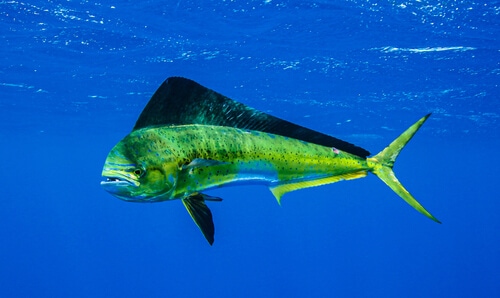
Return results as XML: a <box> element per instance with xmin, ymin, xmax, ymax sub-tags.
<box><xmin>182</xmin><ymin>193</ymin><xmax>221</xmax><ymax>245</ymax></box>
<box><xmin>134</xmin><ymin>77</ymin><xmax>370</xmax><ymax>158</ymax></box>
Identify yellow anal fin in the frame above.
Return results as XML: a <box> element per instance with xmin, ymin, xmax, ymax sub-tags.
<box><xmin>269</xmin><ymin>171</ymin><xmax>367</xmax><ymax>205</ymax></box>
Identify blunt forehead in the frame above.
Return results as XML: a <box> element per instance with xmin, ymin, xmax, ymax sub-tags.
<box><xmin>107</xmin><ymin>142</ymin><xmax>135</xmax><ymax>164</ymax></box>
<box><xmin>127</xmin><ymin>128</ymin><xmax>164</xmax><ymax>147</ymax></box>
<box><xmin>121</xmin><ymin>130</ymin><xmax>156</xmax><ymax>151</ymax></box>
<box><xmin>119</xmin><ymin>129</ymin><xmax>178</xmax><ymax>164</ymax></box>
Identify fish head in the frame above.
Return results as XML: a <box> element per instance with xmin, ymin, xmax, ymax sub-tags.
<box><xmin>101</xmin><ymin>132</ymin><xmax>179</xmax><ymax>202</ymax></box>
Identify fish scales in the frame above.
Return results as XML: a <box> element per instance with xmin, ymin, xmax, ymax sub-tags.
<box><xmin>126</xmin><ymin>124</ymin><xmax>369</xmax><ymax>199</ymax></box>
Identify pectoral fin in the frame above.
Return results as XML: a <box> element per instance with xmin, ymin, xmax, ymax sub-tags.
<box><xmin>182</xmin><ymin>193</ymin><xmax>222</xmax><ymax>245</ymax></box>
<box><xmin>182</xmin><ymin>158</ymin><xmax>228</xmax><ymax>170</ymax></box>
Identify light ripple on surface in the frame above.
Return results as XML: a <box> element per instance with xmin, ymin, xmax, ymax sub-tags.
<box><xmin>377</xmin><ymin>46</ymin><xmax>476</xmax><ymax>53</ymax></box>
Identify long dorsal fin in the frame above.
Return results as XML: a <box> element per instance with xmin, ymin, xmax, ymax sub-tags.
<box><xmin>134</xmin><ymin>77</ymin><xmax>370</xmax><ymax>158</ymax></box>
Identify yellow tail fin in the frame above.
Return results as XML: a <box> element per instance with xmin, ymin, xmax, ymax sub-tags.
<box><xmin>367</xmin><ymin>114</ymin><xmax>441</xmax><ymax>223</ymax></box>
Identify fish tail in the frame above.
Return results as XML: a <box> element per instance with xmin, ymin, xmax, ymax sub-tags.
<box><xmin>367</xmin><ymin>114</ymin><xmax>441</xmax><ymax>223</ymax></box>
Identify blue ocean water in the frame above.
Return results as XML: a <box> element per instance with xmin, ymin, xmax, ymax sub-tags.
<box><xmin>1</xmin><ymin>0</ymin><xmax>499</xmax><ymax>297</ymax></box>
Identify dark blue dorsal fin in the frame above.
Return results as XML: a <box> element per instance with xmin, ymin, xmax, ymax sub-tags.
<box><xmin>133</xmin><ymin>77</ymin><xmax>370</xmax><ymax>158</ymax></box>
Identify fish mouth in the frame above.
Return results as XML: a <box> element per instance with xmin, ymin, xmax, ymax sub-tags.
<box><xmin>101</xmin><ymin>174</ymin><xmax>140</xmax><ymax>201</ymax></box>
<box><xmin>101</xmin><ymin>169</ymin><xmax>140</xmax><ymax>195</ymax></box>
<box><xmin>101</xmin><ymin>176</ymin><xmax>137</xmax><ymax>187</ymax></box>
<box><xmin>101</xmin><ymin>174</ymin><xmax>141</xmax><ymax>187</ymax></box>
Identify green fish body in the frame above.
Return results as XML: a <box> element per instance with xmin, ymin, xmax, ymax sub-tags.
<box><xmin>101</xmin><ymin>77</ymin><xmax>440</xmax><ymax>244</ymax></box>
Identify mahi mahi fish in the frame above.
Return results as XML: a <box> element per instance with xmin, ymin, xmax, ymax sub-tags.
<box><xmin>101</xmin><ymin>77</ymin><xmax>440</xmax><ymax>245</ymax></box>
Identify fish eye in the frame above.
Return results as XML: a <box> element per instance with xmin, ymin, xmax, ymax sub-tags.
<box><xmin>134</xmin><ymin>168</ymin><xmax>145</xmax><ymax>177</ymax></box>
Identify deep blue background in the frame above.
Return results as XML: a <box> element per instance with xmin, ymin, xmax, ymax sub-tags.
<box><xmin>1</xmin><ymin>1</ymin><xmax>499</xmax><ymax>297</ymax></box>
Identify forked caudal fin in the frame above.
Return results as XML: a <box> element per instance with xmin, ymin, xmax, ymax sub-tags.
<box><xmin>367</xmin><ymin>114</ymin><xmax>441</xmax><ymax>223</ymax></box>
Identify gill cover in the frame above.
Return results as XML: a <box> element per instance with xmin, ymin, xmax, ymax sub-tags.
<box><xmin>101</xmin><ymin>133</ymin><xmax>179</xmax><ymax>202</ymax></box>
